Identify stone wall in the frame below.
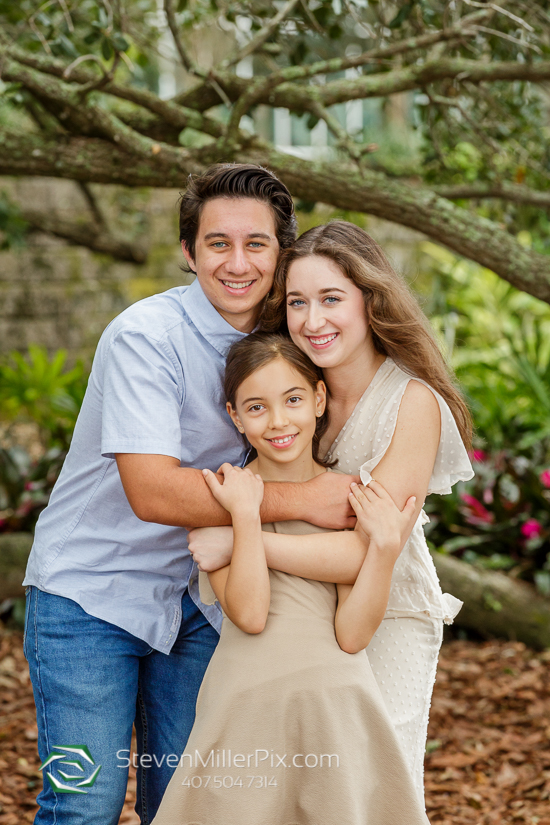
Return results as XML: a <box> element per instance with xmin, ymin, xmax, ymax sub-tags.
<box><xmin>0</xmin><ymin>177</ymin><xmax>424</xmax><ymax>365</ymax></box>
<box><xmin>0</xmin><ymin>179</ymin><xmax>191</xmax><ymax>364</ymax></box>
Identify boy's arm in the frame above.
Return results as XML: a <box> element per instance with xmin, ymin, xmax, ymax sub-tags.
<box><xmin>116</xmin><ymin>454</ymin><xmax>357</xmax><ymax>530</ymax></box>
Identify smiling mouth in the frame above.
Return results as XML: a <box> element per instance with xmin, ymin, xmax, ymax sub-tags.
<box><xmin>266</xmin><ymin>433</ymin><xmax>298</xmax><ymax>448</ymax></box>
<box><xmin>307</xmin><ymin>333</ymin><xmax>338</xmax><ymax>346</ymax></box>
<box><xmin>221</xmin><ymin>279</ymin><xmax>255</xmax><ymax>290</ymax></box>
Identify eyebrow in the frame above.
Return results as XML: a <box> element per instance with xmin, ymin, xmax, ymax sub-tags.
<box><xmin>286</xmin><ymin>287</ymin><xmax>347</xmax><ymax>296</ymax></box>
<box><xmin>242</xmin><ymin>386</ymin><xmax>307</xmax><ymax>404</ymax></box>
<box><xmin>203</xmin><ymin>232</ymin><xmax>272</xmax><ymax>241</ymax></box>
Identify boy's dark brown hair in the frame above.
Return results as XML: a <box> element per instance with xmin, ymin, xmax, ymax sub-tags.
<box><xmin>179</xmin><ymin>164</ymin><xmax>297</xmax><ymax>270</ymax></box>
<box><xmin>224</xmin><ymin>332</ymin><xmax>336</xmax><ymax>468</ymax></box>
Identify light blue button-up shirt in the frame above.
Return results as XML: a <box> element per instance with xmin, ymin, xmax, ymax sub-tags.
<box><xmin>23</xmin><ymin>278</ymin><xmax>248</xmax><ymax>652</ymax></box>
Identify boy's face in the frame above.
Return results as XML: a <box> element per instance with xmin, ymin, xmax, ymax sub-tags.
<box><xmin>182</xmin><ymin>197</ymin><xmax>280</xmax><ymax>333</ymax></box>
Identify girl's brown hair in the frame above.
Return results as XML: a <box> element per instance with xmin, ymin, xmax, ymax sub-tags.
<box><xmin>262</xmin><ymin>220</ymin><xmax>472</xmax><ymax>448</ymax></box>
<box><xmin>224</xmin><ymin>332</ymin><xmax>335</xmax><ymax>468</ymax></box>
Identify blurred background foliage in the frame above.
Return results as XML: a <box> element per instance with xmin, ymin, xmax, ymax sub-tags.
<box><xmin>416</xmin><ymin>244</ymin><xmax>550</xmax><ymax>595</ymax></box>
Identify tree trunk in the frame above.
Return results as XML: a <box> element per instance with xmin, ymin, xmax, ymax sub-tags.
<box><xmin>431</xmin><ymin>551</ymin><xmax>550</xmax><ymax>650</ymax></box>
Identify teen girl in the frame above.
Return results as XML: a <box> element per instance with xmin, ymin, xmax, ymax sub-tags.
<box><xmin>152</xmin><ymin>332</ymin><xmax>430</xmax><ymax>825</ymax></box>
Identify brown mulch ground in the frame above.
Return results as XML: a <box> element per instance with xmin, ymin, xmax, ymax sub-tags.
<box><xmin>1</xmin><ymin>627</ymin><xmax>549</xmax><ymax>825</ymax></box>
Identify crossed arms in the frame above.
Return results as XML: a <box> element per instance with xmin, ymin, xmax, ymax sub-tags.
<box><xmin>116</xmin><ymin>381</ymin><xmax>441</xmax><ymax>586</ymax></box>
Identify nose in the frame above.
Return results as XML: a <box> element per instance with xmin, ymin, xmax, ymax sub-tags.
<box><xmin>225</xmin><ymin>243</ymin><xmax>251</xmax><ymax>277</ymax></box>
<box><xmin>269</xmin><ymin>405</ymin><xmax>290</xmax><ymax>431</ymax></box>
<box><xmin>305</xmin><ymin>302</ymin><xmax>327</xmax><ymax>333</ymax></box>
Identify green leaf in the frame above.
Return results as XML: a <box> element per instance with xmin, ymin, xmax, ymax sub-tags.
<box><xmin>58</xmin><ymin>33</ymin><xmax>79</xmax><ymax>58</ymax></box>
<box><xmin>83</xmin><ymin>30</ymin><xmax>101</xmax><ymax>44</ymax></box>
<box><xmin>112</xmin><ymin>33</ymin><xmax>129</xmax><ymax>52</ymax></box>
<box><xmin>389</xmin><ymin>2</ymin><xmax>414</xmax><ymax>29</ymax></box>
<box><xmin>101</xmin><ymin>37</ymin><xmax>113</xmax><ymax>60</ymax></box>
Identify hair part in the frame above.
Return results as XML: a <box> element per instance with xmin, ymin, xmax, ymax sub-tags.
<box><xmin>179</xmin><ymin>164</ymin><xmax>297</xmax><ymax>271</ymax></box>
<box><xmin>262</xmin><ymin>220</ymin><xmax>473</xmax><ymax>449</ymax></box>
<box><xmin>224</xmin><ymin>332</ymin><xmax>336</xmax><ymax>468</ymax></box>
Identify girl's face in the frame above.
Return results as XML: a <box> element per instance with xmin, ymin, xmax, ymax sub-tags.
<box><xmin>227</xmin><ymin>358</ymin><xmax>326</xmax><ymax>468</ymax></box>
<box><xmin>286</xmin><ymin>255</ymin><xmax>371</xmax><ymax>370</ymax></box>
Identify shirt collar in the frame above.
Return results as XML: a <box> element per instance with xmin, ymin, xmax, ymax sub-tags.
<box><xmin>180</xmin><ymin>277</ymin><xmax>249</xmax><ymax>357</ymax></box>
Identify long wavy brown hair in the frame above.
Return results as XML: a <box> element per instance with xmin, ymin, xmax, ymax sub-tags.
<box><xmin>262</xmin><ymin>220</ymin><xmax>472</xmax><ymax>448</ymax></box>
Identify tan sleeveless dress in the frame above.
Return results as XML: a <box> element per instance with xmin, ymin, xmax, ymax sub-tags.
<box><xmin>152</xmin><ymin>520</ymin><xmax>430</xmax><ymax>825</ymax></box>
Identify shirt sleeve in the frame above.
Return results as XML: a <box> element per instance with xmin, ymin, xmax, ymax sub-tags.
<box><xmin>101</xmin><ymin>330</ymin><xmax>184</xmax><ymax>459</ymax></box>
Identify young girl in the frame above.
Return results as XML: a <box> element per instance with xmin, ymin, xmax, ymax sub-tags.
<box><xmin>152</xmin><ymin>333</ymin><xmax>430</xmax><ymax>825</ymax></box>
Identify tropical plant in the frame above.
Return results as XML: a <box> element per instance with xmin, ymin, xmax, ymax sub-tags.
<box><xmin>0</xmin><ymin>345</ymin><xmax>88</xmax><ymax>450</ymax></box>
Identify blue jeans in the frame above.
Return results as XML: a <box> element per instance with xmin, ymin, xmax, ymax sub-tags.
<box><xmin>24</xmin><ymin>586</ymin><xmax>219</xmax><ymax>825</ymax></box>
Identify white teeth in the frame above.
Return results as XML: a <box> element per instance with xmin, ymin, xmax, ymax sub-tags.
<box><xmin>269</xmin><ymin>435</ymin><xmax>296</xmax><ymax>444</ymax></box>
<box><xmin>310</xmin><ymin>333</ymin><xmax>337</xmax><ymax>345</ymax></box>
<box><xmin>222</xmin><ymin>280</ymin><xmax>253</xmax><ymax>289</ymax></box>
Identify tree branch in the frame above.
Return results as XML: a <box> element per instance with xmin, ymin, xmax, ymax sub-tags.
<box><xmin>223</xmin><ymin>0</ymin><xmax>302</xmax><ymax>68</ymax></box>
<box><xmin>317</xmin><ymin>58</ymin><xmax>550</xmax><ymax>107</ymax></box>
<box><xmin>163</xmin><ymin>0</ymin><xmax>200</xmax><ymax>75</ymax></box>
<box><xmin>435</xmin><ymin>182</ymin><xmax>550</xmax><ymax>209</ymax></box>
<box><xmin>174</xmin><ymin>55</ymin><xmax>550</xmax><ymax>114</ymax></box>
<box><xmin>2</xmin><ymin>127</ymin><xmax>549</xmax><ymax>304</ymax></box>
<box><xmin>78</xmin><ymin>182</ymin><xmax>105</xmax><ymax>227</ymax></box>
<box><xmin>3</xmin><ymin>45</ymin><xmax>224</xmax><ymax>138</ymax></box>
<box><xmin>22</xmin><ymin>207</ymin><xmax>148</xmax><ymax>263</ymax></box>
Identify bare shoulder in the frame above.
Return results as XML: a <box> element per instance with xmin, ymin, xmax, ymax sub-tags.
<box><xmin>398</xmin><ymin>379</ymin><xmax>441</xmax><ymax>427</ymax></box>
<box><xmin>386</xmin><ymin>379</ymin><xmax>441</xmax><ymax>457</ymax></box>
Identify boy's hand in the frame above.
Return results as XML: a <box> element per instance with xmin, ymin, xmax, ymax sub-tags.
<box><xmin>300</xmin><ymin>472</ymin><xmax>359</xmax><ymax>529</ymax></box>
<box><xmin>188</xmin><ymin>525</ymin><xmax>234</xmax><ymax>571</ymax></box>
<box><xmin>202</xmin><ymin>464</ymin><xmax>264</xmax><ymax>517</ymax></box>
<box><xmin>349</xmin><ymin>480</ymin><xmax>416</xmax><ymax>560</ymax></box>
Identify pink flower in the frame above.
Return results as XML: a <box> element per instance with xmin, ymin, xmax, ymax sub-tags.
<box><xmin>470</xmin><ymin>450</ymin><xmax>487</xmax><ymax>463</ymax></box>
<box><xmin>460</xmin><ymin>493</ymin><xmax>494</xmax><ymax>525</ymax></box>
<box><xmin>521</xmin><ymin>519</ymin><xmax>542</xmax><ymax>539</ymax></box>
<box><xmin>540</xmin><ymin>470</ymin><xmax>550</xmax><ymax>488</ymax></box>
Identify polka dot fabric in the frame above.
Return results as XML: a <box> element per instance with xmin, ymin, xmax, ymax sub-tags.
<box><xmin>366</xmin><ymin>613</ymin><xmax>443</xmax><ymax>807</ymax></box>
<box><xmin>327</xmin><ymin>356</ymin><xmax>473</xmax><ymax>623</ymax></box>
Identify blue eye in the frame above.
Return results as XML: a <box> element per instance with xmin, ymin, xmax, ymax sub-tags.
<box><xmin>324</xmin><ymin>296</ymin><xmax>340</xmax><ymax>304</ymax></box>
<box><xmin>287</xmin><ymin>299</ymin><xmax>305</xmax><ymax>307</ymax></box>
<box><xmin>212</xmin><ymin>242</ymin><xmax>227</xmax><ymax>248</ymax></box>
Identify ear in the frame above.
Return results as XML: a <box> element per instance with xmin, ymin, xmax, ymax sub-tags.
<box><xmin>226</xmin><ymin>402</ymin><xmax>245</xmax><ymax>433</ymax></box>
<box><xmin>315</xmin><ymin>380</ymin><xmax>327</xmax><ymax>417</ymax></box>
<box><xmin>181</xmin><ymin>241</ymin><xmax>197</xmax><ymax>272</ymax></box>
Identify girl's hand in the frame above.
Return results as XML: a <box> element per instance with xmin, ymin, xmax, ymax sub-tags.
<box><xmin>349</xmin><ymin>480</ymin><xmax>416</xmax><ymax>561</ymax></box>
<box><xmin>202</xmin><ymin>463</ymin><xmax>264</xmax><ymax>517</ymax></box>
